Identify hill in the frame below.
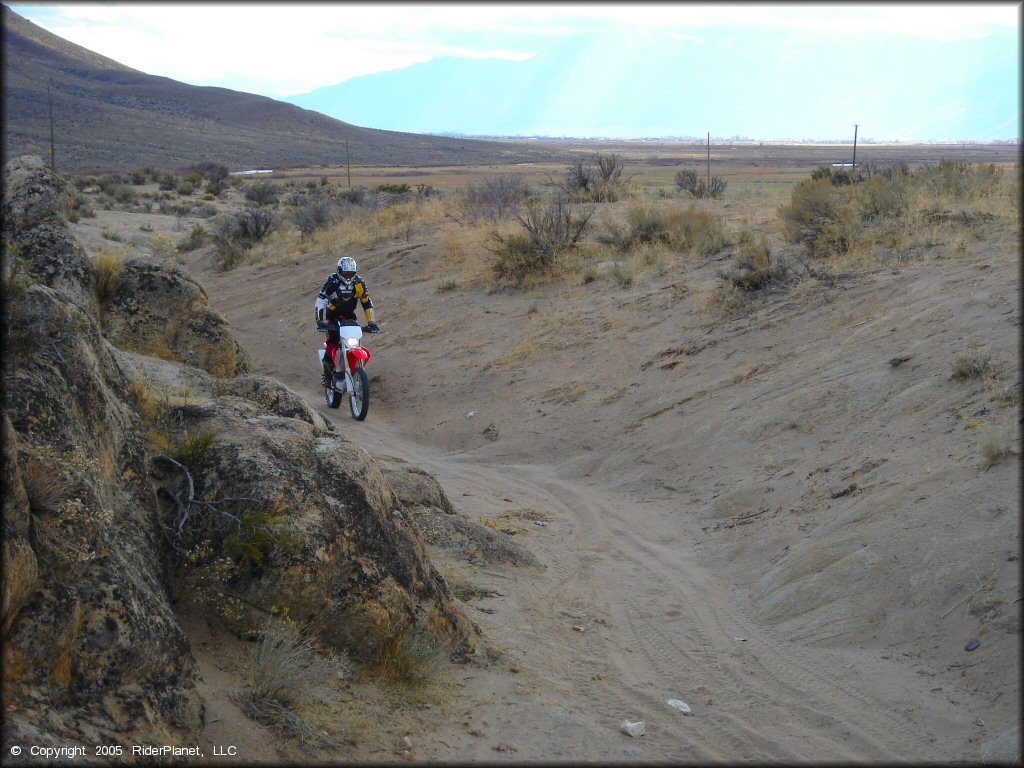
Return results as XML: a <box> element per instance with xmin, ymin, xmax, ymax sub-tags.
<box><xmin>0</xmin><ymin>5</ymin><xmax>556</xmax><ymax>172</ymax></box>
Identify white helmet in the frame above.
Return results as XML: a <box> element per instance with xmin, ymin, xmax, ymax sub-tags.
<box><xmin>337</xmin><ymin>256</ymin><xmax>357</xmax><ymax>283</ymax></box>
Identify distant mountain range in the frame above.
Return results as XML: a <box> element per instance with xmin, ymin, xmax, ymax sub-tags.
<box><xmin>1</xmin><ymin>5</ymin><xmax>557</xmax><ymax>172</ymax></box>
<box><xmin>284</xmin><ymin>27</ymin><xmax>1019</xmax><ymax>142</ymax></box>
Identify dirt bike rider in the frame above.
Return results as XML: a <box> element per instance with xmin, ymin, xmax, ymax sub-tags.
<box><xmin>315</xmin><ymin>256</ymin><xmax>379</xmax><ymax>386</ymax></box>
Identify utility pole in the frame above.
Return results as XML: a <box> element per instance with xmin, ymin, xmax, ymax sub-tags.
<box><xmin>48</xmin><ymin>80</ymin><xmax>56</xmax><ymax>171</ymax></box>
<box><xmin>852</xmin><ymin>123</ymin><xmax>859</xmax><ymax>176</ymax></box>
<box><xmin>346</xmin><ymin>141</ymin><xmax>351</xmax><ymax>187</ymax></box>
<box><xmin>706</xmin><ymin>131</ymin><xmax>711</xmax><ymax>190</ymax></box>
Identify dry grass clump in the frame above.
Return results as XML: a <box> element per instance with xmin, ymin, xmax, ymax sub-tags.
<box><xmin>978</xmin><ymin>423</ymin><xmax>1018</xmax><ymax>470</ymax></box>
<box><xmin>373</xmin><ymin>622</ymin><xmax>444</xmax><ymax>685</ymax></box>
<box><xmin>719</xmin><ymin>236</ymin><xmax>788</xmax><ymax>291</ymax></box>
<box><xmin>93</xmin><ymin>247</ymin><xmax>124</xmax><ymax>302</ymax></box>
<box><xmin>599</xmin><ymin>204</ymin><xmax>729</xmax><ymax>257</ymax></box>
<box><xmin>233</xmin><ymin>617</ymin><xmax>346</xmax><ymax>751</ymax></box>
<box><xmin>952</xmin><ymin>349</ymin><xmax>992</xmax><ymax>380</ymax></box>
<box><xmin>701</xmin><ymin>281</ymin><xmax>749</xmax><ymax>319</ymax></box>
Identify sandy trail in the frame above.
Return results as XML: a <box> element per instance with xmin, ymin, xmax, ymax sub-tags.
<box><xmin>161</xmin><ymin>213</ymin><xmax>1017</xmax><ymax>763</ymax></box>
<box><xmin>248</xmin><ymin>381</ymin><xmax>951</xmax><ymax>762</ymax></box>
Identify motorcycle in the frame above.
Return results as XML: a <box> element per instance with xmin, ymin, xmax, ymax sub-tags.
<box><xmin>319</xmin><ymin>320</ymin><xmax>373</xmax><ymax>420</ymax></box>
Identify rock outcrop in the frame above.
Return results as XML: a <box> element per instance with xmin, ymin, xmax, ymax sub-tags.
<box><xmin>1</xmin><ymin>155</ymin><xmax>472</xmax><ymax>750</ymax></box>
<box><xmin>101</xmin><ymin>257</ymin><xmax>253</xmax><ymax>378</ymax></box>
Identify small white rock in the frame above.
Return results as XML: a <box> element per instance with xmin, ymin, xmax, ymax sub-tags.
<box><xmin>466</xmin><ymin>410</ymin><xmax>476</xmax><ymax>418</ymax></box>
<box><xmin>402</xmin><ymin>736</ymin><xmax>413</xmax><ymax>749</ymax></box>
<box><xmin>667</xmin><ymin>699</ymin><xmax>692</xmax><ymax>714</ymax></box>
<box><xmin>620</xmin><ymin>720</ymin><xmax>645</xmax><ymax>737</ymax></box>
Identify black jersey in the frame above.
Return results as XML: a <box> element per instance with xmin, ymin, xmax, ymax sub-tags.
<box><xmin>318</xmin><ymin>273</ymin><xmax>373</xmax><ymax>319</ymax></box>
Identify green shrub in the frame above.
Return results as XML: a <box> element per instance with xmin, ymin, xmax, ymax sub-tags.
<box><xmin>377</xmin><ymin>183</ymin><xmax>411</xmax><ymax>194</ymax></box>
<box><xmin>811</xmin><ymin>166</ymin><xmax>855</xmax><ymax>186</ymax></box>
<box><xmin>223</xmin><ymin>509</ymin><xmax>303</xmax><ymax>567</ymax></box>
<box><xmin>171</xmin><ymin>428</ymin><xmax>216</xmax><ymax>465</ymax></box>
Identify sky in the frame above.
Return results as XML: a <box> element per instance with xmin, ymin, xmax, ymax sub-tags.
<box><xmin>9</xmin><ymin>2</ymin><xmax>1022</xmax><ymax>140</ymax></box>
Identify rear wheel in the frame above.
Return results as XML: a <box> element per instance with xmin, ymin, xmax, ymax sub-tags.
<box><xmin>349</xmin><ymin>365</ymin><xmax>369</xmax><ymax>421</ymax></box>
<box><xmin>325</xmin><ymin>371</ymin><xmax>342</xmax><ymax>409</ymax></box>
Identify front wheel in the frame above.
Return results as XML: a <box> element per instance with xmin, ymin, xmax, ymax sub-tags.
<box><xmin>349</xmin><ymin>365</ymin><xmax>369</xmax><ymax>421</ymax></box>
<box><xmin>325</xmin><ymin>372</ymin><xmax>342</xmax><ymax>409</ymax></box>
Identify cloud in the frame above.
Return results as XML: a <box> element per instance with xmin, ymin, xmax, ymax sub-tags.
<box><xmin>9</xmin><ymin>2</ymin><xmax>1019</xmax><ymax>97</ymax></box>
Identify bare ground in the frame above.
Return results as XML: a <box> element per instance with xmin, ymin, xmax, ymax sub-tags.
<box><xmin>72</xmin><ymin>169</ymin><xmax>1020</xmax><ymax>763</ymax></box>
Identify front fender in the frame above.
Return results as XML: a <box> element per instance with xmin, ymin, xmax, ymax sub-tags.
<box><xmin>347</xmin><ymin>347</ymin><xmax>370</xmax><ymax>368</ymax></box>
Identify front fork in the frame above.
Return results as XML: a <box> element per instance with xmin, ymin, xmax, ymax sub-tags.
<box><xmin>333</xmin><ymin>346</ymin><xmax>356</xmax><ymax>394</ymax></box>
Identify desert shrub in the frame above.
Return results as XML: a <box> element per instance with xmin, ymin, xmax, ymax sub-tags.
<box><xmin>695</xmin><ymin>217</ymin><xmax>729</xmax><ymax>255</ymax></box>
<box><xmin>157</xmin><ymin>172</ymin><xmax>177</xmax><ymax>191</ymax></box>
<box><xmin>489</xmin><ymin>196</ymin><xmax>594</xmax><ymax>281</ymax></box>
<box><xmin>245</xmin><ymin>180</ymin><xmax>279</xmax><ymax>206</ymax></box>
<box><xmin>193</xmin><ymin>203</ymin><xmax>218</xmax><ymax>219</ymax></box>
<box><xmin>778</xmin><ymin>178</ymin><xmax>850</xmax><ymax>255</ymax></box>
<box><xmin>178</xmin><ymin>224</ymin><xmax>209</xmax><ymax>252</ymax></box>
<box><xmin>294</xmin><ymin>199</ymin><xmax>333</xmax><ymax>237</ymax></box>
<box><xmin>609</xmin><ymin>261</ymin><xmax>634</xmax><ymax>288</ymax></box>
<box><xmin>952</xmin><ymin>349</ymin><xmax>991</xmax><ymax>380</ymax></box>
<box><xmin>237</xmin><ymin>206</ymin><xmax>276</xmax><ymax>243</ymax></box>
<box><xmin>675</xmin><ymin>168</ymin><xmax>727</xmax><ymax>199</ymax></box>
<box><xmin>674</xmin><ymin>206</ymin><xmax>726</xmax><ymax>253</ymax></box>
<box><xmin>93</xmin><ymin>248</ymin><xmax>124</xmax><ymax>302</ymax></box>
<box><xmin>599</xmin><ymin>206</ymin><xmax>674</xmax><ymax>250</ymax></box>
<box><xmin>564</xmin><ymin>153</ymin><xmax>628</xmax><ymax>202</ymax></box>
<box><xmin>336</xmin><ymin>187</ymin><xmax>367</xmax><ymax>206</ymax></box>
<box><xmin>211</xmin><ymin>216</ymin><xmax>247</xmax><ymax>271</ymax></box>
<box><xmin>183</xmin><ymin>170</ymin><xmax>204</xmax><ymax>188</ymax></box>
<box><xmin>811</xmin><ymin>166</ymin><xmax>856</xmax><ymax>186</ymax></box>
<box><xmin>176</xmin><ymin>181</ymin><xmax>195</xmax><ymax>196</ymax></box>
<box><xmin>920</xmin><ymin>159</ymin><xmax>1002</xmax><ymax>199</ymax></box>
<box><xmin>784</xmin><ymin>160</ymin><xmax>1010</xmax><ymax>260</ymax></box>
<box><xmin>601</xmin><ymin>205</ymin><xmax>728</xmax><ymax>255</ymax></box>
<box><xmin>374</xmin><ymin>622</ymin><xmax>443</xmax><ymax>684</ymax></box>
<box><xmin>204</xmin><ymin>164</ymin><xmax>231</xmax><ymax>196</ymax></box>
<box><xmin>461</xmin><ymin>175</ymin><xmax>530</xmax><ymax>221</ymax></box>
<box><xmin>148</xmin><ymin>234</ymin><xmax>179</xmax><ymax>261</ymax></box>
<box><xmin>566</xmin><ymin>161</ymin><xmax>594</xmax><ymax>194</ymax></box>
<box><xmin>378</xmin><ymin>183</ymin><xmax>411</xmax><ymax>195</ymax></box>
<box><xmin>595</xmin><ymin>152</ymin><xmax>625</xmax><ymax>185</ymax></box>
<box><xmin>719</xmin><ymin>236</ymin><xmax>787</xmax><ymax>291</ymax></box>
<box><xmin>108</xmin><ymin>184</ymin><xmax>136</xmax><ymax>206</ymax></box>
<box><xmin>857</xmin><ymin>173</ymin><xmax>910</xmax><ymax>220</ymax></box>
